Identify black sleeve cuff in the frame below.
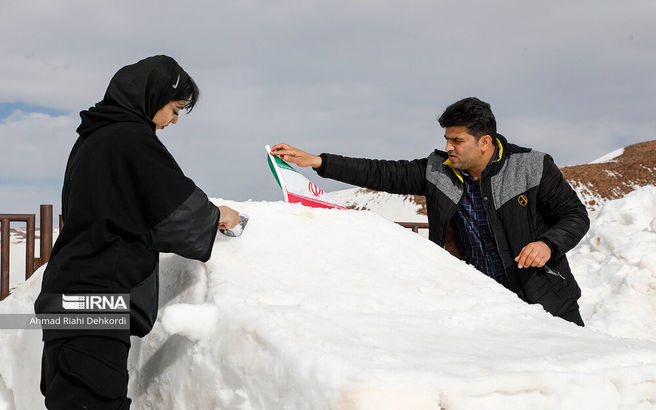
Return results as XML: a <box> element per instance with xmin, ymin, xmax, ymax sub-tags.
<box><xmin>313</xmin><ymin>153</ymin><xmax>329</xmax><ymax>175</ymax></box>
<box><xmin>147</xmin><ymin>186</ymin><xmax>220</xmax><ymax>262</ymax></box>
<box><xmin>199</xmin><ymin>208</ymin><xmax>221</xmax><ymax>262</ymax></box>
<box><xmin>539</xmin><ymin>237</ymin><xmax>556</xmax><ymax>255</ymax></box>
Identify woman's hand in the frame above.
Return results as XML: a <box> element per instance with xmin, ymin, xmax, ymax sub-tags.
<box><xmin>218</xmin><ymin>206</ymin><xmax>240</xmax><ymax>229</ymax></box>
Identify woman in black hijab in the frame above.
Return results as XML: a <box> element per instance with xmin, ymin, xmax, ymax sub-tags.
<box><xmin>35</xmin><ymin>55</ymin><xmax>240</xmax><ymax>409</ymax></box>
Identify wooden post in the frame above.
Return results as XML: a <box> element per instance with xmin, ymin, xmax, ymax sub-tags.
<box><xmin>395</xmin><ymin>222</ymin><xmax>430</xmax><ymax>233</ymax></box>
<box><xmin>1</xmin><ymin>218</ymin><xmax>9</xmax><ymax>300</ymax></box>
<box><xmin>0</xmin><ymin>212</ymin><xmax>41</xmax><ymax>298</ymax></box>
<box><xmin>25</xmin><ymin>215</ymin><xmax>35</xmax><ymax>279</ymax></box>
<box><xmin>40</xmin><ymin>204</ymin><xmax>53</xmax><ymax>267</ymax></box>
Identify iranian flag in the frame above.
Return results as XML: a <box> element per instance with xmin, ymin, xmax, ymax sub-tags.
<box><xmin>265</xmin><ymin>145</ymin><xmax>346</xmax><ymax>209</ymax></box>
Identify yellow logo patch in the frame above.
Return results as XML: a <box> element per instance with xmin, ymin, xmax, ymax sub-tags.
<box><xmin>518</xmin><ymin>195</ymin><xmax>528</xmax><ymax>207</ymax></box>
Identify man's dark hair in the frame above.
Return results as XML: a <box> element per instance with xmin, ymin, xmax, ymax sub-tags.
<box><xmin>438</xmin><ymin>97</ymin><xmax>496</xmax><ymax>140</ymax></box>
<box><xmin>173</xmin><ymin>75</ymin><xmax>200</xmax><ymax>113</ymax></box>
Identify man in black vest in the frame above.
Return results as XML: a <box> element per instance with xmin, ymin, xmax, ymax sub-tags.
<box><xmin>271</xmin><ymin>97</ymin><xmax>589</xmax><ymax>326</ymax></box>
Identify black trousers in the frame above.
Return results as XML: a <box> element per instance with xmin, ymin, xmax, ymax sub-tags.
<box><xmin>40</xmin><ymin>336</ymin><xmax>131</xmax><ymax>409</ymax></box>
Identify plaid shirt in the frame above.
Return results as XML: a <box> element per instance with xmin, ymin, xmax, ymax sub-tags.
<box><xmin>451</xmin><ymin>149</ymin><xmax>509</xmax><ymax>288</ymax></box>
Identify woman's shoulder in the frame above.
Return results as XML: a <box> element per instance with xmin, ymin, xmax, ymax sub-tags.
<box><xmin>80</xmin><ymin>122</ymin><xmax>165</xmax><ymax>165</ymax></box>
<box><xmin>94</xmin><ymin>122</ymin><xmax>158</xmax><ymax>149</ymax></box>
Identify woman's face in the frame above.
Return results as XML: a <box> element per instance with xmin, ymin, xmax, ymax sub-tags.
<box><xmin>152</xmin><ymin>100</ymin><xmax>187</xmax><ymax>130</ymax></box>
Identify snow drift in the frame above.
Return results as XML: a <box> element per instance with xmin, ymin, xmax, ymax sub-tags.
<box><xmin>2</xmin><ymin>196</ymin><xmax>656</xmax><ymax>409</ymax></box>
<box><xmin>570</xmin><ymin>186</ymin><xmax>656</xmax><ymax>341</ymax></box>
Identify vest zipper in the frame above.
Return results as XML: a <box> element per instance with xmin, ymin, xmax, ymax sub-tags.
<box><xmin>545</xmin><ymin>265</ymin><xmax>565</xmax><ymax>280</ymax></box>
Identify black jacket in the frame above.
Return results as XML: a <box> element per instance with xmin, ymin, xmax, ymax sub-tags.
<box><xmin>35</xmin><ymin>56</ymin><xmax>220</xmax><ymax>341</ymax></box>
<box><xmin>316</xmin><ymin>135</ymin><xmax>590</xmax><ymax>317</ymax></box>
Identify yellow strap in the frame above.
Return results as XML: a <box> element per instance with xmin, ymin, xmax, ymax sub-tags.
<box><xmin>442</xmin><ymin>158</ymin><xmax>464</xmax><ymax>182</ymax></box>
<box><xmin>495</xmin><ymin>138</ymin><xmax>503</xmax><ymax>161</ymax></box>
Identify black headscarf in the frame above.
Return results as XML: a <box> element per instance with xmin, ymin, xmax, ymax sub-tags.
<box><xmin>77</xmin><ymin>55</ymin><xmax>192</xmax><ymax>136</ymax></box>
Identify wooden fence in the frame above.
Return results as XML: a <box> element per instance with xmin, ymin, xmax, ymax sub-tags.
<box><xmin>395</xmin><ymin>222</ymin><xmax>430</xmax><ymax>233</ymax></box>
<box><xmin>0</xmin><ymin>205</ymin><xmax>56</xmax><ymax>300</ymax></box>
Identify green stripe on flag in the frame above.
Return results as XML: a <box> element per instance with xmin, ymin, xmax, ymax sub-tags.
<box><xmin>273</xmin><ymin>155</ymin><xmax>297</xmax><ymax>172</ymax></box>
<box><xmin>267</xmin><ymin>155</ymin><xmax>282</xmax><ymax>188</ymax></box>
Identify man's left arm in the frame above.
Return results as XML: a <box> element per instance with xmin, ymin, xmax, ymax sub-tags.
<box><xmin>515</xmin><ymin>154</ymin><xmax>590</xmax><ymax>268</ymax></box>
<box><xmin>535</xmin><ymin>154</ymin><xmax>590</xmax><ymax>258</ymax></box>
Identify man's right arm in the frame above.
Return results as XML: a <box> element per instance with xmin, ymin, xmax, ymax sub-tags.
<box><xmin>119</xmin><ymin>132</ymin><xmax>241</xmax><ymax>263</ymax></box>
<box><xmin>270</xmin><ymin>143</ymin><xmax>427</xmax><ymax>195</ymax></box>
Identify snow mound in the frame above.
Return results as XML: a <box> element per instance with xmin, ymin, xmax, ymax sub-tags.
<box><xmin>571</xmin><ymin>186</ymin><xmax>656</xmax><ymax>342</ymax></box>
<box><xmin>2</xmin><ymin>200</ymin><xmax>656</xmax><ymax>409</ymax></box>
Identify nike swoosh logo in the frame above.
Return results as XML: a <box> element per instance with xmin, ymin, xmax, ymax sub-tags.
<box><xmin>172</xmin><ymin>74</ymin><xmax>180</xmax><ymax>89</ymax></box>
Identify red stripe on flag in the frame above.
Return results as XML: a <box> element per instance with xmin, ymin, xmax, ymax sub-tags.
<box><xmin>286</xmin><ymin>192</ymin><xmax>347</xmax><ymax>209</ymax></box>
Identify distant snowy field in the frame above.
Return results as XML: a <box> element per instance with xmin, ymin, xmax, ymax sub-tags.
<box><xmin>330</xmin><ymin>188</ymin><xmax>427</xmax><ymax>223</ymax></box>
<box><xmin>1</xmin><ymin>188</ymin><xmax>656</xmax><ymax>409</ymax></box>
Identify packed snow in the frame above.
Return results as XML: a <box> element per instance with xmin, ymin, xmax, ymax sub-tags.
<box><xmin>568</xmin><ymin>180</ymin><xmax>607</xmax><ymax>213</ymax></box>
<box><xmin>2</xmin><ymin>190</ymin><xmax>656</xmax><ymax>409</ymax></box>
<box><xmin>569</xmin><ymin>186</ymin><xmax>656</xmax><ymax>342</ymax></box>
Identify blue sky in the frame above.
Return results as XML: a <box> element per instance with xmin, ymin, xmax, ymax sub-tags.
<box><xmin>1</xmin><ymin>0</ymin><xmax>655</xmax><ymax>215</ymax></box>
<box><xmin>0</xmin><ymin>103</ymin><xmax>65</xmax><ymax>121</ymax></box>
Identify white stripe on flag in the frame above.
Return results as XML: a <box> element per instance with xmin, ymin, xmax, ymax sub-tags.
<box><xmin>265</xmin><ymin>145</ymin><xmax>346</xmax><ymax>209</ymax></box>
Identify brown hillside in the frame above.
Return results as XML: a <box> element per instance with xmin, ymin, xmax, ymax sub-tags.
<box><xmin>560</xmin><ymin>140</ymin><xmax>656</xmax><ymax>209</ymax></box>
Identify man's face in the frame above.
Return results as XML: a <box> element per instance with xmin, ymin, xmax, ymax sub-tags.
<box><xmin>444</xmin><ymin>126</ymin><xmax>484</xmax><ymax>171</ymax></box>
<box><xmin>152</xmin><ymin>100</ymin><xmax>187</xmax><ymax>130</ymax></box>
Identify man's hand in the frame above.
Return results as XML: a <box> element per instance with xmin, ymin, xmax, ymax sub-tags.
<box><xmin>515</xmin><ymin>241</ymin><xmax>551</xmax><ymax>269</ymax></box>
<box><xmin>270</xmin><ymin>143</ymin><xmax>322</xmax><ymax>168</ymax></box>
<box><xmin>218</xmin><ymin>206</ymin><xmax>240</xmax><ymax>229</ymax></box>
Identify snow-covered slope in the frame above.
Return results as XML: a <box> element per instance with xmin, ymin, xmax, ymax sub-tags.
<box><xmin>590</xmin><ymin>148</ymin><xmax>625</xmax><ymax>164</ymax></box>
<box><xmin>330</xmin><ymin>188</ymin><xmax>427</xmax><ymax>223</ymax></box>
<box><xmin>560</xmin><ymin>140</ymin><xmax>656</xmax><ymax>212</ymax></box>
<box><xmin>2</xmin><ymin>196</ymin><xmax>656</xmax><ymax>409</ymax></box>
<box><xmin>569</xmin><ymin>186</ymin><xmax>656</xmax><ymax>341</ymax></box>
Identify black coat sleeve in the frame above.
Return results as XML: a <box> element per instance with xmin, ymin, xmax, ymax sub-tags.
<box><xmin>315</xmin><ymin>153</ymin><xmax>427</xmax><ymax>195</ymax></box>
<box><xmin>144</xmin><ymin>186</ymin><xmax>220</xmax><ymax>262</ymax></box>
<box><xmin>117</xmin><ymin>130</ymin><xmax>221</xmax><ymax>262</ymax></box>
<box><xmin>536</xmin><ymin>154</ymin><xmax>590</xmax><ymax>257</ymax></box>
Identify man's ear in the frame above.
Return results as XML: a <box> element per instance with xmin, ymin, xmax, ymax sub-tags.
<box><xmin>479</xmin><ymin>134</ymin><xmax>493</xmax><ymax>151</ymax></box>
